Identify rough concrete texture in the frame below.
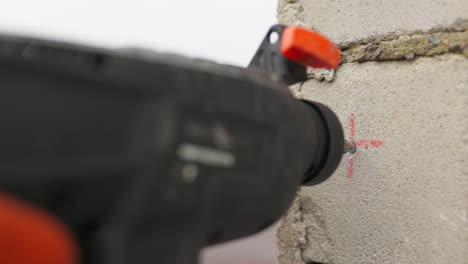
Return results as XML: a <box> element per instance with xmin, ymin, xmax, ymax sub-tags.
<box><xmin>277</xmin><ymin>1</ymin><xmax>468</xmax><ymax>263</ymax></box>
<box><xmin>342</xmin><ymin>30</ymin><xmax>468</xmax><ymax>63</ymax></box>
<box><xmin>307</xmin><ymin>28</ymin><xmax>468</xmax><ymax>82</ymax></box>
<box><xmin>277</xmin><ymin>0</ymin><xmax>468</xmax><ymax>46</ymax></box>
<box><xmin>277</xmin><ymin>196</ymin><xmax>306</xmax><ymax>264</ymax></box>
<box><xmin>278</xmin><ymin>54</ymin><xmax>468</xmax><ymax>264</ymax></box>
<box><xmin>307</xmin><ymin>27</ymin><xmax>468</xmax><ymax>82</ymax></box>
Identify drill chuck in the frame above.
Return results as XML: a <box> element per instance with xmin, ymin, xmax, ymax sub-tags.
<box><xmin>299</xmin><ymin>101</ymin><xmax>344</xmax><ymax>185</ymax></box>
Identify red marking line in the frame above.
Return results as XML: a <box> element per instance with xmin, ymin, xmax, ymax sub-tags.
<box><xmin>356</xmin><ymin>139</ymin><xmax>385</xmax><ymax>149</ymax></box>
<box><xmin>347</xmin><ymin>159</ymin><xmax>354</xmax><ymax>178</ymax></box>
<box><xmin>347</xmin><ymin>114</ymin><xmax>384</xmax><ymax>178</ymax></box>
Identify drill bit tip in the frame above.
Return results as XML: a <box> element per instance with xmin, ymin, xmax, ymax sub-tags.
<box><xmin>343</xmin><ymin>140</ymin><xmax>356</xmax><ymax>154</ymax></box>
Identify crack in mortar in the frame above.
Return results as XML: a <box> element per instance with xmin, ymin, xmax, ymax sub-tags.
<box><xmin>341</xmin><ymin>19</ymin><xmax>468</xmax><ymax>64</ymax></box>
<box><xmin>340</xmin><ymin>18</ymin><xmax>468</xmax><ymax>49</ymax></box>
<box><xmin>307</xmin><ymin>27</ymin><xmax>468</xmax><ymax>82</ymax></box>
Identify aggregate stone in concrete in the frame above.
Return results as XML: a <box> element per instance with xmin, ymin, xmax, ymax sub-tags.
<box><xmin>281</xmin><ymin>54</ymin><xmax>468</xmax><ymax>264</ymax></box>
<box><xmin>278</xmin><ymin>0</ymin><xmax>468</xmax><ymax>46</ymax></box>
<box><xmin>277</xmin><ymin>196</ymin><xmax>306</xmax><ymax>264</ymax></box>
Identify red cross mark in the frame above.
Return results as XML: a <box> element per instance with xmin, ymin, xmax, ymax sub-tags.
<box><xmin>347</xmin><ymin>113</ymin><xmax>385</xmax><ymax>178</ymax></box>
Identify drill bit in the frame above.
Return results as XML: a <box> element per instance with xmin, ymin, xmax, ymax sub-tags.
<box><xmin>343</xmin><ymin>140</ymin><xmax>356</xmax><ymax>154</ymax></box>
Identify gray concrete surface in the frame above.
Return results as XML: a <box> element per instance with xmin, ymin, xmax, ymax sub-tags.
<box><xmin>277</xmin><ymin>1</ymin><xmax>468</xmax><ymax>263</ymax></box>
<box><xmin>279</xmin><ymin>54</ymin><xmax>468</xmax><ymax>263</ymax></box>
<box><xmin>288</xmin><ymin>55</ymin><xmax>468</xmax><ymax>264</ymax></box>
<box><xmin>278</xmin><ymin>0</ymin><xmax>468</xmax><ymax>46</ymax></box>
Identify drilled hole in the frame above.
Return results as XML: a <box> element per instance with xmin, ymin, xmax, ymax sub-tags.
<box><xmin>348</xmin><ymin>141</ymin><xmax>357</xmax><ymax>154</ymax></box>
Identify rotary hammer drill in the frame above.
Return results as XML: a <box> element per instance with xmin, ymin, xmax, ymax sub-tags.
<box><xmin>0</xmin><ymin>25</ymin><xmax>346</xmax><ymax>264</ymax></box>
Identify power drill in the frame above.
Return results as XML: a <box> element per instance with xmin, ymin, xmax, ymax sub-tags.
<box><xmin>0</xmin><ymin>25</ymin><xmax>346</xmax><ymax>264</ymax></box>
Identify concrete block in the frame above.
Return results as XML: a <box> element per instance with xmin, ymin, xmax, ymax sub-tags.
<box><xmin>278</xmin><ymin>54</ymin><xmax>468</xmax><ymax>264</ymax></box>
<box><xmin>278</xmin><ymin>0</ymin><xmax>468</xmax><ymax>45</ymax></box>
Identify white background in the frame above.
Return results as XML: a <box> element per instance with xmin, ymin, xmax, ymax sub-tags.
<box><xmin>0</xmin><ymin>0</ymin><xmax>277</xmax><ymax>66</ymax></box>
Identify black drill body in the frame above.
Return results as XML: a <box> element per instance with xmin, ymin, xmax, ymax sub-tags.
<box><xmin>0</xmin><ymin>26</ymin><xmax>343</xmax><ymax>264</ymax></box>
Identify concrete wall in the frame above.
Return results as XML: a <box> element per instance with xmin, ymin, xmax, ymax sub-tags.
<box><xmin>277</xmin><ymin>1</ymin><xmax>468</xmax><ymax>264</ymax></box>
